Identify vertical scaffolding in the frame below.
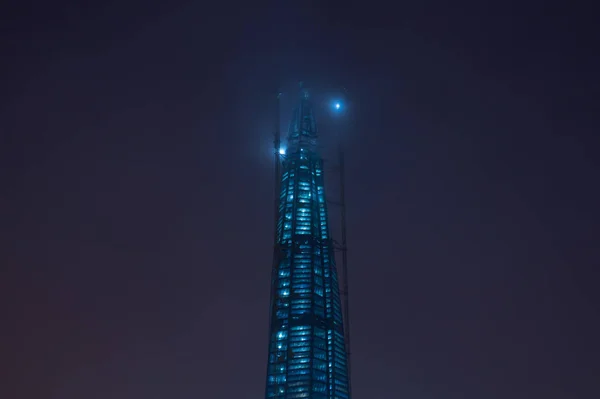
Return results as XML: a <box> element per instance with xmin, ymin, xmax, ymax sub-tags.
<box><xmin>273</xmin><ymin>91</ymin><xmax>282</xmax><ymax>240</ymax></box>
<box><xmin>338</xmin><ymin>141</ymin><xmax>352</xmax><ymax>398</ymax></box>
<box><xmin>268</xmin><ymin>91</ymin><xmax>283</xmax><ymax>397</ymax></box>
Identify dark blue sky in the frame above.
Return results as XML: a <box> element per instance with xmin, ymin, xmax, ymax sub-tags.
<box><xmin>2</xmin><ymin>1</ymin><xmax>599</xmax><ymax>398</ymax></box>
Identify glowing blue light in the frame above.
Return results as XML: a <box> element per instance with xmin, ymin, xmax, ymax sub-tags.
<box><xmin>331</xmin><ymin>100</ymin><xmax>343</xmax><ymax>113</ymax></box>
<box><xmin>279</xmin><ymin>148</ymin><xmax>286</xmax><ymax>155</ymax></box>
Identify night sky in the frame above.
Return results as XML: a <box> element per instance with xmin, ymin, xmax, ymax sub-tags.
<box><xmin>2</xmin><ymin>1</ymin><xmax>599</xmax><ymax>398</ymax></box>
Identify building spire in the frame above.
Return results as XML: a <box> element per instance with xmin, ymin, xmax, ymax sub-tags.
<box><xmin>298</xmin><ymin>80</ymin><xmax>310</xmax><ymax>99</ymax></box>
<box><xmin>286</xmin><ymin>84</ymin><xmax>317</xmax><ymax>153</ymax></box>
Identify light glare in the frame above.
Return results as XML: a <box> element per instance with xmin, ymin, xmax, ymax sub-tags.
<box><xmin>279</xmin><ymin>148</ymin><xmax>286</xmax><ymax>155</ymax></box>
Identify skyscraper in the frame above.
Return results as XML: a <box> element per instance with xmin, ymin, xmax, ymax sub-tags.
<box><xmin>264</xmin><ymin>88</ymin><xmax>350</xmax><ymax>399</ymax></box>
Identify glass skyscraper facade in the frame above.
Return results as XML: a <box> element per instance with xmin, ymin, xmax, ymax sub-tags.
<box><xmin>264</xmin><ymin>90</ymin><xmax>350</xmax><ymax>399</ymax></box>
